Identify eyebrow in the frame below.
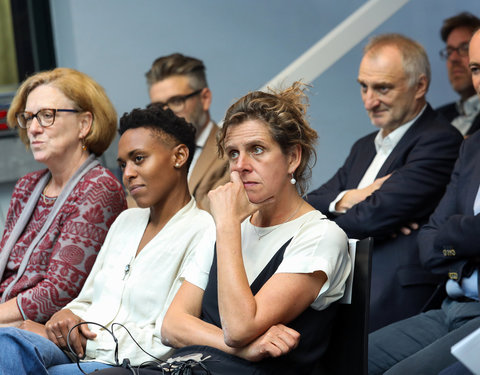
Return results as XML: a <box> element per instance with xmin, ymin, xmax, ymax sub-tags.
<box><xmin>469</xmin><ymin>62</ymin><xmax>480</xmax><ymax>68</ymax></box>
<box><xmin>225</xmin><ymin>139</ymin><xmax>267</xmax><ymax>151</ymax></box>
<box><xmin>117</xmin><ymin>148</ymin><xmax>141</xmax><ymax>162</ymax></box>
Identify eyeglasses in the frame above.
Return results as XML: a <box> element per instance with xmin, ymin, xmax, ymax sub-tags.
<box><xmin>15</xmin><ymin>108</ymin><xmax>79</xmax><ymax>129</ymax></box>
<box><xmin>439</xmin><ymin>42</ymin><xmax>470</xmax><ymax>60</ymax></box>
<box><xmin>155</xmin><ymin>89</ymin><xmax>203</xmax><ymax>112</ymax></box>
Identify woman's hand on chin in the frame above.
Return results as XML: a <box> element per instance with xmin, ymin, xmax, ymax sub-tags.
<box><xmin>208</xmin><ymin>171</ymin><xmax>260</xmax><ymax>225</ymax></box>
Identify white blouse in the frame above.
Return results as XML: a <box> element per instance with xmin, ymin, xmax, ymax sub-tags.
<box><xmin>185</xmin><ymin>210</ymin><xmax>350</xmax><ymax>311</ymax></box>
<box><xmin>65</xmin><ymin>199</ymin><xmax>216</xmax><ymax>366</ymax></box>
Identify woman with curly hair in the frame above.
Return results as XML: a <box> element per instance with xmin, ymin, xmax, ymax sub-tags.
<box><xmin>99</xmin><ymin>82</ymin><xmax>350</xmax><ymax>375</ymax></box>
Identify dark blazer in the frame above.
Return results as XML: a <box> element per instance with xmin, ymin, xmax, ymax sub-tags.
<box><xmin>437</xmin><ymin>102</ymin><xmax>480</xmax><ymax>136</ymax></box>
<box><xmin>307</xmin><ymin>104</ymin><xmax>463</xmax><ymax>331</ymax></box>
<box><xmin>418</xmin><ymin>130</ymin><xmax>480</xmax><ymax>283</ymax></box>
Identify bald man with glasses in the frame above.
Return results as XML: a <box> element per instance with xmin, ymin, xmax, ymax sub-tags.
<box><xmin>437</xmin><ymin>12</ymin><xmax>480</xmax><ymax>137</ymax></box>
<box><xmin>145</xmin><ymin>53</ymin><xmax>229</xmax><ymax>212</ymax></box>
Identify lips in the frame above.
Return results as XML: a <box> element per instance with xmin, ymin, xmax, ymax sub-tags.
<box><xmin>243</xmin><ymin>181</ymin><xmax>258</xmax><ymax>188</ymax></box>
<box><xmin>128</xmin><ymin>184</ymin><xmax>145</xmax><ymax>195</ymax></box>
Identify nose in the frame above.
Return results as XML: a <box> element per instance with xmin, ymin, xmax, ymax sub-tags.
<box><xmin>122</xmin><ymin>162</ymin><xmax>137</xmax><ymax>183</ymax></box>
<box><xmin>447</xmin><ymin>49</ymin><xmax>462</xmax><ymax>62</ymax></box>
<box><xmin>27</xmin><ymin>117</ymin><xmax>43</xmax><ymax>135</ymax></box>
<box><xmin>362</xmin><ymin>88</ymin><xmax>379</xmax><ymax>111</ymax></box>
<box><xmin>230</xmin><ymin>152</ymin><xmax>252</xmax><ymax>174</ymax></box>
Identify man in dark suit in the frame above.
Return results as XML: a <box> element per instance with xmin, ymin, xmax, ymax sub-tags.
<box><xmin>436</xmin><ymin>12</ymin><xmax>480</xmax><ymax>137</ymax></box>
<box><xmin>146</xmin><ymin>53</ymin><xmax>229</xmax><ymax>212</ymax></box>
<box><xmin>307</xmin><ymin>34</ymin><xmax>463</xmax><ymax>332</ymax></box>
<box><xmin>369</xmin><ymin>31</ymin><xmax>480</xmax><ymax>374</ymax></box>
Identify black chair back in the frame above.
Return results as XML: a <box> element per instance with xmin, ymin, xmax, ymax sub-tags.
<box><xmin>315</xmin><ymin>237</ymin><xmax>373</xmax><ymax>375</ymax></box>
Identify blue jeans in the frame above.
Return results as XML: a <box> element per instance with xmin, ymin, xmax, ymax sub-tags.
<box><xmin>439</xmin><ymin>361</ymin><xmax>474</xmax><ymax>375</ymax></box>
<box><xmin>0</xmin><ymin>327</ymin><xmax>113</xmax><ymax>375</ymax></box>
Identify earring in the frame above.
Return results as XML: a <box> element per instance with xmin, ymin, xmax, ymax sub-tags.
<box><xmin>175</xmin><ymin>163</ymin><xmax>180</xmax><ymax>168</ymax></box>
<box><xmin>81</xmin><ymin>139</ymin><xmax>87</xmax><ymax>151</ymax></box>
<box><xmin>290</xmin><ymin>173</ymin><xmax>296</xmax><ymax>185</ymax></box>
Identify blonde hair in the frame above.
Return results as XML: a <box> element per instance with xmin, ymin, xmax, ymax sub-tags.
<box><xmin>218</xmin><ymin>81</ymin><xmax>318</xmax><ymax>195</ymax></box>
<box><xmin>7</xmin><ymin>67</ymin><xmax>117</xmax><ymax>156</ymax></box>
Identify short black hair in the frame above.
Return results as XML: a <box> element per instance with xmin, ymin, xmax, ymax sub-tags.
<box><xmin>119</xmin><ymin>104</ymin><xmax>196</xmax><ymax>170</ymax></box>
<box><xmin>441</xmin><ymin>12</ymin><xmax>480</xmax><ymax>42</ymax></box>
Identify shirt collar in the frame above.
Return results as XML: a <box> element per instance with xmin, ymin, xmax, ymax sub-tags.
<box><xmin>196</xmin><ymin>120</ymin><xmax>213</xmax><ymax>148</ymax></box>
<box><xmin>456</xmin><ymin>94</ymin><xmax>480</xmax><ymax>117</ymax></box>
<box><xmin>374</xmin><ymin>104</ymin><xmax>426</xmax><ymax>153</ymax></box>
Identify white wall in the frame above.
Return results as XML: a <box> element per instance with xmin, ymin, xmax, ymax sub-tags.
<box><xmin>1</xmin><ymin>0</ymin><xmax>479</xmax><ymax>231</ymax></box>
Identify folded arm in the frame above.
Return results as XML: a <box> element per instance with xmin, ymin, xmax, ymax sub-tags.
<box><xmin>314</xmin><ymin>130</ymin><xmax>460</xmax><ymax>239</ymax></box>
<box><xmin>161</xmin><ymin>281</ymin><xmax>300</xmax><ymax>362</ymax></box>
<box><xmin>419</xmin><ymin>139</ymin><xmax>480</xmax><ymax>271</ymax></box>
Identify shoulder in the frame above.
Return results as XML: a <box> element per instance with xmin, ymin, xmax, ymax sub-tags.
<box><xmin>184</xmin><ymin>202</ymin><xmax>216</xmax><ymax>232</ymax></box>
<box><xmin>80</xmin><ymin>164</ymin><xmax>123</xmax><ymax>191</ymax></box>
<box><xmin>435</xmin><ymin>102</ymin><xmax>458</xmax><ymax>121</ymax></box>
<box><xmin>71</xmin><ymin>164</ymin><xmax>125</xmax><ymax>203</ymax></box>
<box><xmin>9</xmin><ymin>170</ymin><xmax>48</xmax><ymax>205</ymax></box>
<box><xmin>415</xmin><ymin>105</ymin><xmax>459</xmax><ymax>134</ymax></box>
<box><xmin>15</xmin><ymin>169</ymin><xmax>48</xmax><ymax>189</ymax></box>
<box><xmin>105</xmin><ymin>207</ymin><xmax>148</xmax><ymax>231</ymax></box>
<box><xmin>406</xmin><ymin>106</ymin><xmax>463</xmax><ymax>146</ymax></box>
<box><xmin>293</xmin><ymin>211</ymin><xmax>348</xmax><ymax>251</ymax></box>
<box><xmin>352</xmin><ymin>131</ymin><xmax>377</xmax><ymax>148</ymax></box>
<box><xmin>461</xmin><ymin>130</ymin><xmax>480</xmax><ymax>156</ymax></box>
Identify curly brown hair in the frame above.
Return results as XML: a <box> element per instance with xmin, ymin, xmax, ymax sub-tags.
<box><xmin>218</xmin><ymin>82</ymin><xmax>317</xmax><ymax>195</ymax></box>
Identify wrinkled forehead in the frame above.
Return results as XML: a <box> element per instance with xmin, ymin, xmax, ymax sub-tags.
<box><xmin>359</xmin><ymin>49</ymin><xmax>406</xmax><ymax>84</ymax></box>
<box><xmin>149</xmin><ymin>75</ymin><xmax>192</xmax><ymax>103</ymax></box>
<box><xmin>224</xmin><ymin>119</ymin><xmax>274</xmax><ymax>148</ymax></box>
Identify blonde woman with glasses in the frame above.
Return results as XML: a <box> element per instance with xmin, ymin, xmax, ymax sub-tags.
<box><xmin>0</xmin><ymin>68</ymin><xmax>126</xmax><ymax>329</ymax></box>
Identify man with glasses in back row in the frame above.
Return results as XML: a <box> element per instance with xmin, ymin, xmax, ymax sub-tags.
<box><xmin>145</xmin><ymin>53</ymin><xmax>229</xmax><ymax>212</ymax></box>
<box><xmin>437</xmin><ymin>12</ymin><xmax>480</xmax><ymax>137</ymax></box>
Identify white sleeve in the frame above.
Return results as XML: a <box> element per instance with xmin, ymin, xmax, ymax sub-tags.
<box><xmin>329</xmin><ymin>190</ymin><xmax>350</xmax><ymax>214</ymax></box>
<box><xmin>182</xmin><ymin>238</ymin><xmax>215</xmax><ymax>290</ymax></box>
<box><xmin>276</xmin><ymin>219</ymin><xmax>351</xmax><ymax>310</ymax></box>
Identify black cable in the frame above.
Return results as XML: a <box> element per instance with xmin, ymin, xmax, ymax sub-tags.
<box><xmin>66</xmin><ymin>321</ymin><xmax>119</xmax><ymax>375</ymax></box>
<box><xmin>65</xmin><ymin>320</ymin><xmax>167</xmax><ymax>374</ymax></box>
<box><xmin>66</xmin><ymin>320</ymin><xmax>211</xmax><ymax>374</ymax></box>
<box><xmin>111</xmin><ymin>322</ymin><xmax>165</xmax><ymax>363</ymax></box>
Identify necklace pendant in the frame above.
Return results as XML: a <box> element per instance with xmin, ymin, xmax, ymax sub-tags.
<box><xmin>123</xmin><ymin>264</ymin><xmax>131</xmax><ymax>280</ymax></box>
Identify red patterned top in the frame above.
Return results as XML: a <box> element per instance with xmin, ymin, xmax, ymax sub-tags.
<box><xmin>0</xmin><ymin>165</ymin><xmax>126</xmax><ymax>322</ymax></box>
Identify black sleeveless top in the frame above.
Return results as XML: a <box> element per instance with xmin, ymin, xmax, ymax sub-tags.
<box><xmin>197</xmin><ymin>239</ymin><xmax>338</xmax><ymax>375</ymax></box>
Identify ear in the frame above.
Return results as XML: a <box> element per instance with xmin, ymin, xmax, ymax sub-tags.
<box><xmin>78</xmin><ymin>111</ymin><xmax>93</xmax><ymax>139</ymax></box>
<box><xmin>199</xmin><ymin>87</ymin><xmax>212</xmax><ymax>112</ymax></box>
<box><xmin>287</xmin><ymin>144</ymin><xmax>302</xmax><ymax>174</ymax></box>
<box><xmin>172</xmin><ymin>144</ymin><xmax>189</xmax><ymax>169</ymax></box>
<box><xmin>414</xmin><ymin>74</ymin><xmax>428</xmax><ymax>100</ymax></box>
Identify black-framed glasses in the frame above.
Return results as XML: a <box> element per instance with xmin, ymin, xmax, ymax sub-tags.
<box><xmin>15</xmin><ymin>108</ymin><xmax>79</xmax><ymax>129</ymax></box>
<box><xmin>439</xmin><ymin>42</ymin><xmax>470</xmax><ymax>60</ymax></box>
<box><xmin>155</xmin><ymin>89</ymin><xmax>203</xmax><ymax>112</ymax></box>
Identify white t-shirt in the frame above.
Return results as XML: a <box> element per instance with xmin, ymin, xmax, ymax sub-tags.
<box><xmin>185</xmin><ymin>210</ymin><xmax>350</xmax><ymax>311</ymax></box>
<box><xmin>65</xmin><ymin>199</ymin><xmax>216</xmax><ymax>366</ymax></box>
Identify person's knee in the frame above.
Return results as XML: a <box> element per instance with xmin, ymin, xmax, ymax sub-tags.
<box><xmin>0</xmin><ymin>327</ymin><xmax>29</xmax><ymax>352</ymax></box>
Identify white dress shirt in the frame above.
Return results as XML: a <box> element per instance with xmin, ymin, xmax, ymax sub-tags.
<box><xmin>329</xmin><ymin>106</ymin><xmax>426</xmax><ymax>214</ymax></box>
<box><xmin>452</xmin><ymin>95</ymin><xmax>480</xmax><ymax>136</ymax></box>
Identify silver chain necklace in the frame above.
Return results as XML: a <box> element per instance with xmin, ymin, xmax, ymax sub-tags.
<box><xmin>252</xmin><ymin>201</ymin><xmax>304</xmax><ymax>240</ymax></box>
